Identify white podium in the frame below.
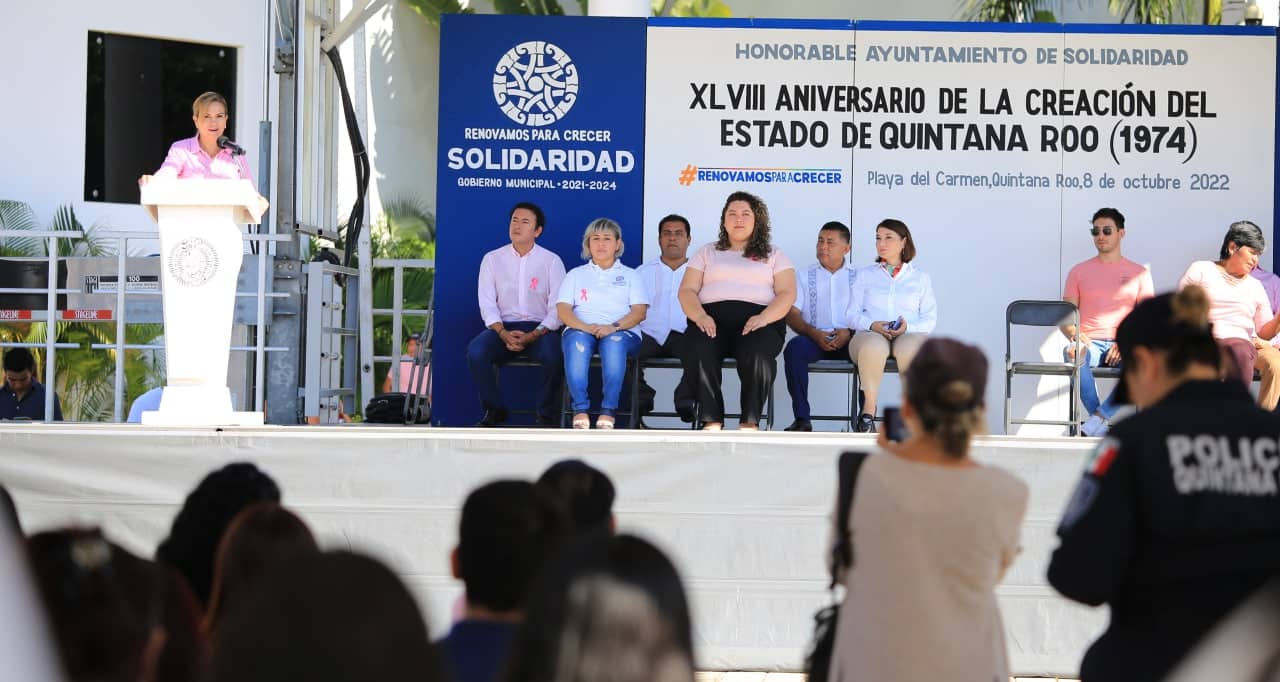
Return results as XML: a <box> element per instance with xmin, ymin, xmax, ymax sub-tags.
<box><xmin>140</xmin><ymin>179</ymin><xmax>265</xmax><ymax>426</ymax></box>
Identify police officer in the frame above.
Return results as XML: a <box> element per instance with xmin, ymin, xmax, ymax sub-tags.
<box><xmin>1048</xmin><ymin>285</ymin><xmax>1280</xmax><ymax>682</ymax></box>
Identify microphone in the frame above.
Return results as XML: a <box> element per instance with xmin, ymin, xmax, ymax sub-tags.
<box><xmin>217</xmin><ymin>135</ymin><xmax>247</xmax><ymax>157</ymax></box>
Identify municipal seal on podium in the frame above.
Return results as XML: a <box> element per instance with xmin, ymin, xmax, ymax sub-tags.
<box><xmin>168</xmin><ymin>237</ymin><xmax>219</xmax><ymax>287</ymax></box>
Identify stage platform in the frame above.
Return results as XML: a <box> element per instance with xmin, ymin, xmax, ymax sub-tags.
<box><xmin>0</xmin><ymin>423</ymin><xmax>1104</xmax><ymax>676</ymax></box>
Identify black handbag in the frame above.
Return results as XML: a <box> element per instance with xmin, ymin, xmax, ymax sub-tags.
<box><xmin>805</xmin><ymin>450</ymin><xmax>869</xmax><ymax>682</ymax></box>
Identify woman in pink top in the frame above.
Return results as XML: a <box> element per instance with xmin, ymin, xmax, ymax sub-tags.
<box><xmin>677</xmin><ymin>191</ymin><xmax>796</xmax><ymax>431</ymax></box>
<box><xmin>1177</xmin><ymin>221</ymin><xmax>1280</xmax><ymax>407</ymax></box>
<box><xmin>138</xmin><ymin>92</ymin><xmax>254</xmax><ymax>186</ymax></box>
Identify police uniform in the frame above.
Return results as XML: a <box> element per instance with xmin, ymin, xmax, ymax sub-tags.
<box><xmin>1048</xmin><ymin>378</ymin><xmax>1280</xmax><ymax>681</ymax></box>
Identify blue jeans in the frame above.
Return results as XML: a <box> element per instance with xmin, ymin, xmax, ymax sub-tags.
<box><xmin>466</xmin><ymin>322</ymin><xmax>563</xmax><ymax>418</ymax></box>
<box><xmin>1066</xmin><ymin>339</ymin><xmax>1119</xmax><ymax>419</ymax></box>
<box><xmin>783</xmin><ymin>335</ymin><xmax>849</xmax><ymax>420</ymax></box>
<box><xmin>562</xmin><ymin>328</ymin><xmax>641</xmax><ymax>415</ymax></box>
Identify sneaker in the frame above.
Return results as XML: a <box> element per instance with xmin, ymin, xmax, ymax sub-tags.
<box><xmin>1081</xmin><ymin>414</ymin><xmax>1109</xmax><ymax>437</ymax></box>
<box><xmin>854</xmin><ymin>413</ymin><xmax>875</xmax><ymax>433</ymax></box>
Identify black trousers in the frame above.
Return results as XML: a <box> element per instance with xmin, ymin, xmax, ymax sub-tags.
<box><xmin>636</xmin><ymin>331</ymin><xmax>695</xmax><ymax>415</ymax></box>
<box><xmin>684</xmin><ymin>300</ymin><xmax>785</xmax><ymax>423</ymax></box>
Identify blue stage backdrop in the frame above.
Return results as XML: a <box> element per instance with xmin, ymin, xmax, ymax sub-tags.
<box><xmin>434</xmin><ymin>14</ymin><xmax>647</xmax><ymax>426</ymax></box>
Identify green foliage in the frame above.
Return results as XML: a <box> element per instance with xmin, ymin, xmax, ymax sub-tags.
<box><xmin>0</xmin><ymin>200</ymin><xmax>161</xmax><ymax>421</ymax></box>
<box><xmin>404</xmin><ymin>0</ymin><xmax>472</xmax><ymax>25</ymax></box>
<box><xmin>960</xmin><ymin>0</ymin><xmax>1054</xmax><ymax>21</ymax></box>
<box><xmin>1109</xmin><ymin>0</ymin><xmax>1195</xmax><ymax>23</ymax></box>
<box><xmin>653</xmin><ymin>0</ymin><xmax>732</xmax><ymax>17</ymax></box>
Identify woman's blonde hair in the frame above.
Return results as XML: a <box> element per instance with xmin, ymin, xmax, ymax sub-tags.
<box><xmin>580</xmin><ymin>218</ymin><xmax>624</xmax><ymax>261</ymax></box>
<box><xmin>192</xmin><ymin>91</ymin><xmax>229</xmax><ymax>118</ymax></box>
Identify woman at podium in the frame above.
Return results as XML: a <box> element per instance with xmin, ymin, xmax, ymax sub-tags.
<box><xmin>138</xmin><ymin>91</ymin><xmax>253</xmax><ymax>186</ymax></box>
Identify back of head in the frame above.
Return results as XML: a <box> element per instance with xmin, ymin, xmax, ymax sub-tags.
<box><xmin>904</xmin><ymin>337</ymin><xmax>988</xmax><ymax>458</ymax></box>
<box><xmin>502</xmin><ymin>534</ymin><xmax>694</xmax><ymax>682</ymax></box>
<box><xmin>204</xmin><ymin>502</ymin><xmax>320</xmax><ymax>636</ymax></box>
<box><xmin>459</xmin><ymin>479</ymin><xmax>568</xmax><ymax>613</ymax></box>
<box><xmin>155</xmin><ymin>462</ymin><xmax>281</xmax><ymax>607</ymax></box>
<box><xmin>1113</xmin><ymin>285</ymin><xmax>1220</xmax><ymax>406</ymax></box>
<box><xmin>209</xmin><ymin>550</ymin><xmax>445</xmax><ymax>682</ymax></box>
<box><xmin>537</xmin><ymin>460</ymin><xmax>615</xmax><ymax>537</ymax></box>
<box><xmin>27</xmin><ymin>528</ymin><xmax>205</xmax><ymax>682</ymax></box>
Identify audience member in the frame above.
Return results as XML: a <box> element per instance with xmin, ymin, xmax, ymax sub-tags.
<box><xmin>155</xmin><ymin>462</ymin><xmax>281</xmax><ymax>607</ymax></box>
<box><xmin>845</xmin><ymin>218</ymin><xmax>937</xmax><ymax>433</ymax></box>
<box><xmin>440</xmin><ymin>480</ymin><xmax>568</xmax><ymax>682</ymax></box>
<box><xmin>501</xmin><ymin>534</ymin><xmax>694</xmax><ymax>682</ymax></box>
<box><xmin>556</xmin><ymin>218</ymin><xmax>649</xmax><ymax>429</ymax></box>
<box><xmin>635</xmin><ymin>214</ymin><xmax>697</xmax><ymax>424</ymax></box>
<box><xmin>1</xmin><ymin>348</ymin><xmax>63</xmax><ymax>421</ymax></box>
<box><xmin>783</xmin><ymin>221</ymin><xmax>857</xmax><ymax>432</ymax></box>
<box><xmin>827</xmin><ymin>337</ymin><xmax>1027</xmax><ymax>681</ymax></box>
<box><xmin>209</xmin><ymin>550</ymin><xmax>448</xmax><ymax>682</ymax></box>
<box><xmin>27</xmin><ymin>528</ymin><xmax>206</xmax><ymax>682</ymax></box>
<box><xmin>678</xmin><ymin>191</ymin><xmax>797</xmax><ymax>431</ymax></box>
<box><xmin>0</xmin><ymin>496</ymin><xmax>61</xmax><ymax>682</ymax></box>
<box><xmin>467</xmin><ymin>202</ymin><xmax>566</xmax><ymax>427</ymax></box>
<box><xmin>536</xmin><ymin>459</ymin><xmax>616</xmax><ymax>537</ymax></box>
<box><xmin>1176</xmin><ymin>220</ymin><xmax>1280</xmax><ymax>406</ymax></box>
<box><xmin>382</xmin><ymin>335</ymin><xmax>431</xmax><ymax>401</ymax></box>
<box><xmin>204</xmin><ymin>502</ymin><xmax>320</xmax><ymax>637</ymax></box>
<box><xmin>1062</xmin><ymin>208</ymin><xmax>1155</xmax><ymax>436</ymax></box>
<box><xmin>1048</xmin><ymin>286</ymin><xmax>1280</xmax><ymax>681</ymax></box>
<box><xmin>0</xmin><ymin>482</ymin><xmax>20</xmax><ymax>534</ymax></box>
<box><xmin>126</xmin><ymin>387</ymin><xmax>164</xmax><ymax>423</ymax></box>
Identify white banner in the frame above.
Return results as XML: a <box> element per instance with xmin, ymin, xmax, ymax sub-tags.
<box><xmin>644</xmin><ymin>22</ymin><xmax>1276</xmax><ymax>435</ymax></box>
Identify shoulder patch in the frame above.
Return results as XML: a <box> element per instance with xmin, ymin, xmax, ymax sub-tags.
<box><xmin>1085</xmin><ymin>437</ymin><xmax>1121</xmax><ymax>477</ymax></box>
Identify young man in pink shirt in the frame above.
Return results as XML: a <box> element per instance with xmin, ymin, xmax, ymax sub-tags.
<box><xmin>1063</xmin><ymin>208</ymin><xmax>1154</xmax><ymax>436</ymax></box>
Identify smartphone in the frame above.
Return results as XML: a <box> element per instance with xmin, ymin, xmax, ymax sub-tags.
<box><xmin>882</xmin><ymin>406</ymin><xmax>907</xmax><ymax>442</ymax></box>
<box><xmin>885</xmin><ymin>318</ymin><xmax>901</xmax><ymax>331</ymax></box>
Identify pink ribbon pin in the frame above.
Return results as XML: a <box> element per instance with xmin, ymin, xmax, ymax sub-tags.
<box><xmin>529</xmin><ymin>277</ymin><xmax>539</xmax><ymax>290</ymax></box>
<box><xmin>580</xmin><ymin>288</ymin><xmax>589</xmax><ymax>301</ymax></box>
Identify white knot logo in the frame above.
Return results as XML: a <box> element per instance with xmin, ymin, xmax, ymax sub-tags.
<box><xmin>168</xmin><ymin>237</ymin><xmax>219</xmax><ymax>288</ymax></box>
<box><xmin>493</xmin><ymin>41</ymin><xmax>579</xmax><ymax>127</ymax></box>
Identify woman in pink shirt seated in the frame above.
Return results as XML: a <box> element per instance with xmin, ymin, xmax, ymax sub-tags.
<box><xmin>677</xmin><ymin>191</ymin><xmax>796</xmax><ymax>431</ymax></box>
<box><xmin>1177</xmin><ymin>220</ymin><xmax>1280</xmax><ymax>408</ymax></box>
<box><xmin>138</xmin><ymin>91</ymin><xmax>254</xmax><ymax>186</ymax></box>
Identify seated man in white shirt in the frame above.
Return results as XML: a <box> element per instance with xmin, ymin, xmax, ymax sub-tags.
<box><xmin>783</xmin><ymin>221</ymin><xmax>856</xmax><ymax>432</ymax></box>
<box><xmin>635</xmin><ymin>214</ymin><xmax>697</xmax><ymax>424</ymax></box>
<box><xmin>465</xmin><ymin>202</ymin><xmax>567</xmax><ymax>427</ymax></box>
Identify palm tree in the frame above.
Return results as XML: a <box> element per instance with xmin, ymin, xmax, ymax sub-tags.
<box><xmin>962</xmin><ymin>0</ymin><xmax>1195</xmax><ymax>23</ymax></box>
<box><xmin>0</xmin><ymin>199</ymin><xmax>164</xmax><ymax>420</ymax></box>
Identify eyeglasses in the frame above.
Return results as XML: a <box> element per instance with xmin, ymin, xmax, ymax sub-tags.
<box><xmin>1089</xmin><ymin>227</ymin><xmax>1116</xmax><ymax>237</ymax></box>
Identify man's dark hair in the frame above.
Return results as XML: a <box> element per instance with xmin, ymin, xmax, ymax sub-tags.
<box><xmin>819</xmin><ymin>221</ymin><xmax>851</xmax><ymax>244</ymax></box>
<box><xmin>658</xmin><ymin>214</ymin><xmax>691</xmax><ymax>237</ymax></box>
<box><xmin>458</xmin><ymin>480</ymin><xmax>567</xmax><ymax>613</ymax></box>
<box><xmin>155</xmin><ymin>462</ymin><xmax>281</xmax><ymax>607</ymax></box>
<box><xmin>537</xmin><ymin>460</ymin><xmax>615</xmax><ymax>536</ymax></box>
<box><xmin>209</xmin><ymin>551</ymin><xmax>447</xmax><ymax>682</ymax></box>
<box><xmin>510</xmin><ymin>202</ymin><xmax>546</xmax><ymax>230</ymax></box>
<box><xmin>1091</xmin><ymin>208</ymin><xmax>1125</xmax><ymax>230</ymax></box>
<box><xmin>3</xmin><ymin>348</ymin><xmax>35</xmax><ymax>373</ymax></box>
<box><xmin>1220</xmin><ymin>220</ymin><xmax>1266</xmax><ymax>259</ymax></box>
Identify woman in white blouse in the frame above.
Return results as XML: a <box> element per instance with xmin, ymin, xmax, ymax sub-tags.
<box><xmin>846</xmin><ymin>218</ymin><xmax>938</xmax><ymax>433</ymax></box>
<box><xmin>557</xmin><ymin>219</ymin><xmax>649</xmax><ymax>429</ymax></box>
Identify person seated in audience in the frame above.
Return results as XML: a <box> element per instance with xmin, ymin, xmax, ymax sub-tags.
<box><xmin>678</xmin><ymin>191</ymin><xmax>796</xmax><ymax>431</ymax></box>
<box><xmin>382</xmin><ymin>335</ymin><xmax>431</xmax><ymax>402</ymax></box>
<box><xmin>126</xmin><ymin>387</ymin><xmax>164</xmax><ymax>423</ymax></box>
<box><xmin>827</xmin><ymin>338</ymin><xmax>1028</xmax><ymax>681</ymax></box>
<box><xmin>846</xmin><ymin>218</ymin><xmax>937</xmax><ymax>433</ymax></box>
<box><xmin>635</xmin><ymin>214</ymin><xmax>697</xmax><ymax>425</ymax></box>
<box><xmin>203</xmin><ymin>502</ymin><xmax>320</xmax><ymax>638</ymax></box>
<box><xmin>209</xmin><ymin>550</ymin><xmax>449</xmax><ymax>682</ymax></box>
<box><xmin>467</xmin><ymin>202</ymin><xmax>566</xmax><ymax>427</ymax></box>
<box><xmin>783</xmin><ymin>221</ymin><xmax>857</xmax><ymax>432</ymax></box>
<box><xmin>1</xmin><ymin>348</ymin><xmax>63</xmax><ymax>421</ymax></box>
<box><xmin>155</xmin><ymin>462</ymin><xmax>281</xmax><ymax>608</ymax></box>
<box><xmin>557</xmin><ymin>218</ymin><xmax>648</xmax><ymax>429</ymax></box>
<box><xmin>1062</xmin><ymin>208</ymin><xmax>1154</xmax><ymax>437</ymax></box>
<box><xmin>27</xmin><ymin>528</ymin><xmax>206</xmax><ymax>682</ymax></box>
<box><xmin>501</xmin><ymin>534</ymin><xmax>695</xmax><ymax>682</ymax></box>
<box><xmin>440</xmin><ymin>480</ymin><xmax>568</xmax><ymax>682</ymax></box>
<box><xmin>1176</xmin><ymin>220</ymin><xmax>1280</xmax><ymax>405</ymax></box>
<box><xmin>537</xmin><ymin>459</ymin><xmax>616</xmax><ymax>537</ymax></box>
